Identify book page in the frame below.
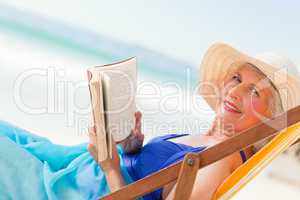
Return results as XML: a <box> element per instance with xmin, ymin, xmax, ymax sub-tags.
<box><xmin>101</xmin><ymin>73</ymin><xmax>112</xmax><ymax>158</ymax></box>
<box><xmin>92</xmin><ymin>57</ymin><xmax>137</xmax><ymax>141</ymax></box>
<box><xmin>88</xmin><ymin>72</ymin><xmax>109</xmax><ymax>161</ymax></box>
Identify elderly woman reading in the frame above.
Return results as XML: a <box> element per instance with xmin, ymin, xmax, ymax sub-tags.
<box><xmin>1</xmin><ymin>43</ymin><xmax>299</xmax><ymax>200</ymax></box>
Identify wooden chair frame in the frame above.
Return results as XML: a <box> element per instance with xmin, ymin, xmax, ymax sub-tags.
<box><xmin>99</xmin><ymin>106</ymin><xmax>300</xmax><ymax>200</ymax></box>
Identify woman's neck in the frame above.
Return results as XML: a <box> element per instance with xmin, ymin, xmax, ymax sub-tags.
<box><xmin>207</xmin><ymin>118</ymin><xmax>236</xmax><ymax>140</ymax></box>
<box><xmin>207</xmin><ymin>118</ymin><xmax>255</xmax><ymax>160</ymax></box>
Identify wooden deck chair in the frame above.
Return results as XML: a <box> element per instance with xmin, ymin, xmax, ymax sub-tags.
<box><xmin>212</xmin><ymin>118</ymin><xmax>300</xmax><ymax>199</ymax></box>
<box><xmin>99</xmin><ymin>105</ymin><xmax>300</xmax><ymax>200</ymax></box>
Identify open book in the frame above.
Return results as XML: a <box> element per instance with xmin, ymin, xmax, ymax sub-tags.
<box><xmin>87</xmin><ymin>57</ymin><xmax>137</xmax><ymax>161</ymax></box>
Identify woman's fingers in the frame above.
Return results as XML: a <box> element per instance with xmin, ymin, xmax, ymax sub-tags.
<box><xmin>109</xmin><ymin>138</ymin><xmax>121</xmax><ymax>167</ymax></box>
<box><xmin>88</xmin><ymin>126</ymin><xmax>97</xmax><ymax>146</ymax></box>
<box><xmin>89</xmin><ymin>126</ymin><xmax>96</xmax><ymax>135</ymax></box>
<box><xmin>137</xmin><ymin>131</ymin><xmax>144</xmax><ymax>141</ymax></box>
<box><xmin>135</xmin><ymin>111</ymin><xmax>142</xmax><ymax>132</ymax></box>
<box><xmin>133</xmin><ymin>111</ymin><xmax>144</xmax><ymax>145</ymax></box>
<box><xmin>88</xmin><ymin>126</ymin><xmax>100</xmax><ymax>162</ymax></box>
<box><xmin>87</xmin><ymin>143</ymin><xmax>98</xmax><ymax>162</ymax></box>
<box><xmin>88</xmin><ymin>126</ymin><xmax>96</xmax><ymax>135</ymax></box>
<box><xmin>135</xmin><ymin>111</ymin><xmax>142</xmax><ymax>124</ymax></box>
<box><xmin>111</xmin><ymin>138</ymin><xmax>118</xmax><ymax>156</ymax></box>
<box><xmin>136</xmin><ymin>120</ymin><xmax>141</xmax><ymax>132</ymax></box>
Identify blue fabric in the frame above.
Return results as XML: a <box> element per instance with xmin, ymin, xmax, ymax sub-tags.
<box><xmin>0</xmin><ymin>120</ymin><xmax>137</xmax><ymax>200</ymax></box>
<box><xmin>123</xmin><ymin>134</ymin><xmax>247</xmax><ymax>199</ymax></box>
<box><xmin>239</xmin><ymin>150</ymin><xmax>247</xmax><ymax>163</ymax></box>
<box><xmin>123</xmin><ymin>134</ymin><xmax>207</xmax><ymax>200</ymax></box>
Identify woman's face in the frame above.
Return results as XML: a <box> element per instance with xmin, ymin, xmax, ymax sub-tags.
<box><xmin>216</xmin><ymin>63</ymin><xmax>276</xmax><ymax>134</ymax></box>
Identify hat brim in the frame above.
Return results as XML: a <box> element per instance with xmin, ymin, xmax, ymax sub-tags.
<box><xmin>199</xmin><ymin>43</ymin><xmax>300</xmax><ymax>112</ymax></box>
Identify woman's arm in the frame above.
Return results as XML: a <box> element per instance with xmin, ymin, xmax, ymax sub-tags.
<box><xmin>164</xmin><ymin>155</ymin><xmax>236</xmax><ymax>200</ymax></box>
<box><xmin>87</xmin><ymin>111</ymin><xmax>144</xmax><ymax>192</ymax></box>
<box><xmin>88</xmin><ymin>126</ymin><xmax>126</xmax><ymax>192</ymax></box>
<box><xmin>103</xmin><ymin>166</ymin><xmax>126</xmax><ymax>192</ymax></box>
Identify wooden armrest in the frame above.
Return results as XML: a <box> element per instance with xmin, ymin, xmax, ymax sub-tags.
<box><xmin>172</xmin><ymin>153</ymin><xmax>200</xmax><ymax>200</ymax></box>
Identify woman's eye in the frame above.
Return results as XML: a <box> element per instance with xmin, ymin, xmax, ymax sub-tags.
<box><xmin>232</xmin><ymin>74</ymin><xmax>241</xmax><ymax>82</ymax></box>
<box><xmin>251</xmin><ymin>88</ymin><xmax>260</xmax><ymax>97</ymax></box>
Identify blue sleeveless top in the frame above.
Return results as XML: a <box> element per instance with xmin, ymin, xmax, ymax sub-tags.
<box><xmin>122</xmin><ymin>133</ymin><xmax>247</xmax><ymax>200</ymax></box>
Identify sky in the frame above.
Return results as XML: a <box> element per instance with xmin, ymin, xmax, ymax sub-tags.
<box><xmin>0</xmin><ymin>0</ymin><xmax>299</xmax><ymax>65</ymax></box>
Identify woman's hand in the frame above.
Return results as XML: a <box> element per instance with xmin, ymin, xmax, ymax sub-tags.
<box><xmin>118</xmin><ymin>111</ymin><xmax>144</xmax><ymax>153</ymax></box>
<box><xmin>88</xmin><ymin>111</ymin><xmax>144</xmax><ymax>169</ymax></box>
<box><xmin>88</xmin><ymin>126</ymin><xmax>120</xmax><ymax>172</ymax></box>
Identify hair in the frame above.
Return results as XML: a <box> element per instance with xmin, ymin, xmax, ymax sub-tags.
<box><xmin>224</xmin><ymin>62</ymin><xmax>284</xmax><ymax>152</ymax></box>
<box><xmin>252</xmin><ymin>87</ymin><xmax>283</xmax><ymax>152</ymax></box>
<box><xmin>247</xmin><ymin>63</ymin><xmax>284</xmax><ymax>152</ymax></box>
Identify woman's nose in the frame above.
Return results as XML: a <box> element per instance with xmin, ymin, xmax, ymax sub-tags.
<box><xmin>227</xmin><ymin>84</ymin><xmax>246</xmax><ymax>101</ymax></box>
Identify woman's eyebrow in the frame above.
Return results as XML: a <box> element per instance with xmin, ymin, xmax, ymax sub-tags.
<box><xmin>250</xmin><ymin>83</ymin><xmax>258</xmax><ymax>90</ymax></box>
<box><xmin>255</xmin><ymin>78</ymin><xmax>274</xmax><ymax>91</ymax></box>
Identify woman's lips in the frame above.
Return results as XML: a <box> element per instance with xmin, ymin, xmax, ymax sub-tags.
<box><xmin>223</xmin><ymin>100</ymin><xmax>242</xmax><ymax>114</ymax></box>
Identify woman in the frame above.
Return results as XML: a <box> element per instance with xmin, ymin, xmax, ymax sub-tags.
<box><xmin>88</xmin><ymin>43</ymin><xmax>300</xmax><ymax>200</ymax></box>
<box><xmin>0</xmin><ymin>43</ymin><xmax>299</xmax><ymax>200</ymax></box>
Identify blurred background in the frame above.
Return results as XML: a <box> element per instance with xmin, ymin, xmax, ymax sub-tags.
<box><xmin>0</xmin><ymin>0</ymin><xmax>299</xmax><ymax>199</ymax></box>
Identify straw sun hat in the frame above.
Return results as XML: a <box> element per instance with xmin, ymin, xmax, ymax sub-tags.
<box><xmin>199</xmin><ymin>43</ymin><xmax>300</xmax><ymax>113</ymax></box>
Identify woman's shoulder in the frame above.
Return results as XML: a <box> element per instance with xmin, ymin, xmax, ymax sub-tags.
<box><xmin>166</xmin><ymin>134</ymin><xmax>245</xmax><ymax>171</ymax></box>
<box><xmin>166</xmin><ymin>134</ymin><xmax>219</xmax><ymax>148</ymax></box>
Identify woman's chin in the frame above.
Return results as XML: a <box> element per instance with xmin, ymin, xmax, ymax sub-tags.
<box><xmin>218</xmin><ymin>107</ymin><xmax>242</xmax><ymax>122</ymax></box>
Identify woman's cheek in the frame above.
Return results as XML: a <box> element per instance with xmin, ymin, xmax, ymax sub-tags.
<box><xmin>222</xmin><ymin>82</ymin><xmax>235</xmax><ymax>97</ymax></box>
<box><xmin>248</xmin><ymin>98</ymin><xmax>267</xmax><ymax>118</ymax></box>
